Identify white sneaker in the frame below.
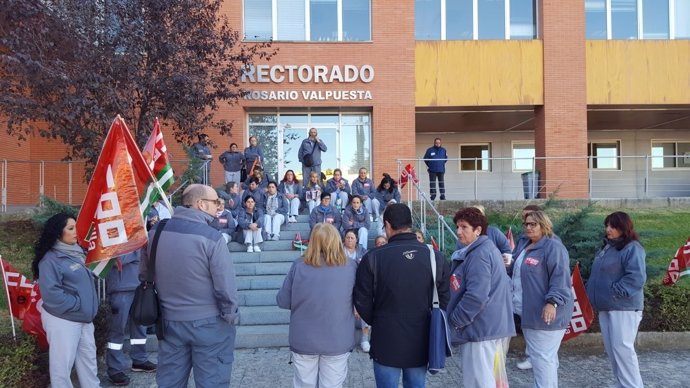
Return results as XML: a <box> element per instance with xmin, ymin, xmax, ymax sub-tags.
<box><xmin>360</xmin><ymin>341</ymin><xmax>370</xmax><ymax>353</ymax></box>
<box><xmin>288</xmin><ymin>216</ymin><xmax>297</xmax><ymax>223</ymax></box>
<box><xmin>517</xmin><ymin>358</ymin><xmax>532</xmax><ymax>370</ymax></box>
<box><xmin>253</xmin><ymin>245</ymin><xmax>261</xmax><ymax>253</ymax></box>
<box><xmin>273</xmin><ymin>234</ymin><xmax>280</xmax><ymax>241</ymax></box>
<box><xmin>246</xmin><ymin>245</ymin><xmax>254</xmax><ymax>253</ymax></box>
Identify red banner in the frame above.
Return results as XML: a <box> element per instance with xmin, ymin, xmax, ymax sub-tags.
<box><xmin>563</xmin><ymin>263</ymin><xmax>594</xmax><ymax>342</ymax></box>
<box><xmin>76</xmin><ymin>116</ymin><xmax>164</xmax><ymax>265</ymax></box>
<box><xmin>506</xmin><ymin>226</ymin><xmax>516</xmax><ymax>252</ymax></box>
<box><xmin>142</xmin><ymin>118</ymin><xmax>174</xmax><ymax>191</ymax></box>
<box><xmin>663</xmin><ymin>237</ymin><xmax>690</xmax><ymax>286</ymax></box>
<box><xmin>1</xmin><ymin>259</ymin><xmax>48</xmax><ymax>350</ymax></box>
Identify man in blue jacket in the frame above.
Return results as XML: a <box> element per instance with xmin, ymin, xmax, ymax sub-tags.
<box><xmin>298</xmin><ymin>127</ymin><xmax>327</xmax><ymax>188</ymax></box>
<box><xmin>423</xmin><ymin>138</ymin><xmax>448</xmax><ymax>200</ymax></box>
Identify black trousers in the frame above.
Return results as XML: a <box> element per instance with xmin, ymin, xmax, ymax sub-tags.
<box><xmin>428</xmin><ymin>172</ymin><xmax>445</xmax><ymax>198</ymax></box>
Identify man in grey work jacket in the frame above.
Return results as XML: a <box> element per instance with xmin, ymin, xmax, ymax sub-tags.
<box><xmin>298</xmin><ymin>127</ymin><xmax>327</xmax><ymax>187</ymax></box>
<box><xmin>141</xmin><ymin>184</ymin><xmax>239</xmax><ymax>388</ymax></box>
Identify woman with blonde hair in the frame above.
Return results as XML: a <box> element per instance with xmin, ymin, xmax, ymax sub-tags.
<box><xmin>277</xmin><ymin>223</ymin><xmax>357</xmax><ymax>388</ymax></box>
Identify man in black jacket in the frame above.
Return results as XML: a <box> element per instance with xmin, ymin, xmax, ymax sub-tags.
<box><xmin>354</xmin><ymin>203</ymin><xmax>450</xmax><ymax>388</ymax></box>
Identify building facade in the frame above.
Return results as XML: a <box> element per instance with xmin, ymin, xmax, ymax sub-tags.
<box><xmin>2</xmin><ymin>0</ymin><xmax>690</xmax><ymax>206</ymax></box>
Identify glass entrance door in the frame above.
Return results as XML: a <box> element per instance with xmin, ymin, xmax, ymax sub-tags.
<box><xmin>248</xmin><ymin>112</ymin><xmax>371</xmax><ymax>183</ymax></box>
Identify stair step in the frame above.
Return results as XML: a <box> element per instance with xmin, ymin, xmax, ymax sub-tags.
<box><xmin>238</xmin><ymin>289</ymin><xmax>280</xmax><ymax>306</ymax></box>
<box><xmin>235</xmin><ymin>324</ymin><xmax>289</xmax><ymax>348</ymax></box>
<box><xmin>237</xmin><ymin>275</ymin><xmax>287</xmax><ymax>290</ymax></box>
<box><xmin>235</xmin><ymin>262</ymin><xmax>293</xmax><ymax>276</ymax></box>
<box><xmin>239</xmin><ymin>305</ymin><xmax>290</xmax><ymax>325</ymax></box>
<box><xmin>228</xmin><ymin>240</ymin><xmax>297</xmax><ymax>251</ymax></box>
<box><xmin>232</xmin><ymin>251</ymin><xmax>300</xmax><ymax>263</ymax></box>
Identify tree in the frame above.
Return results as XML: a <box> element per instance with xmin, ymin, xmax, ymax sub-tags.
<box><xmin>0</xmin><ymin>0</ymin><xmax>275</xmax><ymax>179</ymax></box>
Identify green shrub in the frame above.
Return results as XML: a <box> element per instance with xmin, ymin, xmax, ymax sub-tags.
<box><xmin>31</xmin><ymin>196</ymin><xmax>78</xmax><ymax>227</ymax></box>
<box><xmin>0</xmin><ymin>334</ymin><xmax>49</xmax><ymax>387</ymax></box>
<box><xmin>641</xmin><ymin>282</ymin><xmax>690</xmax><ymax>331</ymax></box>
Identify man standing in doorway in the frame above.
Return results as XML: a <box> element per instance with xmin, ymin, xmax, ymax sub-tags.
<box><xmin>141</xmin><ymin>184</ymin><xmax>238</xmax><ymax>387</ymax></box>
<box><xmin>423</xmin><ymin>138</ymin><xmax>448</xmax><ymax>200</ymax></box>
<box><xmin>298</xmin><ymin>127</ymin><xmax>327</xmax><ymax>186</ymax></box>
<box><xmin>192</xmin><ymin>134</ymin><xmax>213</xmax><ymax>185</ymax></box>
<box><xmin>354</xmin><ymin>203</ymin><xmax>450</xmax><ymax>388</ymax></box>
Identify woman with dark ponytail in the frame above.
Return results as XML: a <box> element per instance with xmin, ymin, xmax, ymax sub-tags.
<box><xmin>33</xmin><ymin>213</ymin><xmax>100</xmax><ymax>388</ymax></box>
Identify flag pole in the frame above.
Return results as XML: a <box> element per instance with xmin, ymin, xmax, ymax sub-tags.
<box><xmin>0</xmin><ymin>256</ymin><xmax>18</xmax><ymax>341</ymax></box>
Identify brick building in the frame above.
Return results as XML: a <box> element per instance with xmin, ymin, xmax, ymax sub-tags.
<box><xmin>2</xmin><ymin>0</ymin><xmax>690</xmax><ymax>205</ymax></box>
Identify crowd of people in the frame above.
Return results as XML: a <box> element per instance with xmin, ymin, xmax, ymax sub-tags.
<box><xmin>29</xmin><ymin>131</ymin><xmax>647</xmax><ymax>388</ymax></box>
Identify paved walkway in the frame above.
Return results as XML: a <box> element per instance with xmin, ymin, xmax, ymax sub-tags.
<box><xmin>101</xmin><ymin>347</ymin><xmax>690</xmax><ymax>387</ymax></box>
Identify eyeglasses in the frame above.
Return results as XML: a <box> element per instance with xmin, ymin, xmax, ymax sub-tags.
<box><xmin>200</xmin><ymin>198</ymin><xmax>222</xmax><ymax>206</ymax></box>
<box><xmin>522</xmin><ymin>222</ymin><xmax>538</xmax><ymax>229</ymax></box>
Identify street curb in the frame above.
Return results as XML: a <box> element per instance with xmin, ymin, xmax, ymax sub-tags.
<box><xmin>509</xmin><ymin>331</ymin><xmax>690</xmax><ymax>353</ymax></box>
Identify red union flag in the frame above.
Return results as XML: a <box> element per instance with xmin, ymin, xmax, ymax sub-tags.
<box><xmin>1</xmin><ymin>258</ymin><xmax>49</xmax><ymax>350</ymax></box>
<box><xmin>76</xmin><ymin>116</ymin><xmax>166</xmax><ymax>266</ymax></box>
<box><xmin>399</xmin><ymin>163</ymin><xmax>419</xmax><ymax>189</ymax></box>
<box><xmin>142</xmin><ymin>118</ymin><xmax>174</xmax><ymax>191</ymax></box>
<box><xmin>563</xmin><ymin>263</ymin><xmax>594</xmax><ymax>342</ymax></box>
<box><xmin>505</xmin><ymin>226</ymin><xmax>516</xmax><ymax>251</ymax></box>
<box><xmin>663</xmin><ymin>237</ymin><xmax>690</xmax><ymax>286</ymax></box>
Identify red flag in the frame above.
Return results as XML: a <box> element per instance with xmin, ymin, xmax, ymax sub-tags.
<box><xmin>399</xmin><ymin>164</ymin><xmax>419</xmax><ymax>189</ymax></box>
<box><xmin>76</xmin><ymin>116</ymin><xmax>166</xmax><ymax>266</ymax></box>
<box><xmin>663</xmin><ymin>237</ymin><xmax>690</xmax><ymax>286</ymax></box>
<box><xmin>430</xmin><ymin>236</ymin><xmax>439</xmax><ymax>251</ymax></box>
<box><xmin>562</xmin><ymin>263</ymin><xmax>594</xmax><ymax>342</ymax></box>
<box><xmin>505</xmin><ymin>226</ymin><xmax>516</xmax><ymax>251</ymax></box>
<box><xmin>142</xmin><ymin>118</ymin><xmax>175</xmax><ymax>192</ymax></box>
<box><xmin>1</xmin><ymin>259</ymin><xmax>49</xmax><ymax>350</ymax></box>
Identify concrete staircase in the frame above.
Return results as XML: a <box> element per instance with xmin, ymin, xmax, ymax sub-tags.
<box><xmin>233</xmin><ymin>214</ymin><xmax>310</xmax><ymax>348</ymax></box>
<box><xmin>232</xmin><ymin>213</ymin><xmax>382</xmax><ymax>348</ymax></box>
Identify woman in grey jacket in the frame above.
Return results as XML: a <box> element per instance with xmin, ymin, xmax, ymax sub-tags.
<box><xmin>277</xmin><ymin>223</ymin><xmax>357</xmax><ymax>388</ymax></box>
<box><xmin>586</xmin><ymin>211</ymin><xmax>646</xmax><ymax>388</ymax></box>
<box><xmin>511</xmin><ymin>210</ymin><xmax>573</xmax><ymax>388</ymax></box>
<box><xmin>447</xmin><ymin>207</ymin><xmax>515</xmax><ymax>387</ymax></box>
<box><xmin>31</xmin><ymin>213</ymin><xmax>100</xmax><ymax>388</ymax></box>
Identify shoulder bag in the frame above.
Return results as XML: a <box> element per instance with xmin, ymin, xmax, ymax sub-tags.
<box><xmin>130</xmin><ymin>219</ymin><xmax>168</xmax><ymax>332</ymax></box>
<box><xmin>302</xmin><ymin>140</ymin><xmax>317</xmax><ymax>167</ymax></box>
<box><xmin>427</xmin><ymin>245</ymin><xmax>452</xmax><ymax>374</ymax></box>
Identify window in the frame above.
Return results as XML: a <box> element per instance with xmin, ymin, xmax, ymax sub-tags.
<box><xmin>244</xmin><ymin>0</ymin><xmax>371</xmax><ymax>41</ymax></box>
<box><xmin>460</xmin><ymin>144</ymin><xmax>491</xmax><ymax>171</ymax></box>
<box><xmin>415</xmin><ymin>0</ymin><xmax>442</xmax><ymax>40</ymax></box>
<box><xmin>416</xmin><ymin>0</ymin><xmax>537</xmax><ymax>40</ymax></box>
<box><xmin>611</xmin><ymin>0</ymin><xmax>638</xmax><ymax>39</ymax></box>
<box><xmin>588</xmin><ymin>141</ymin><xmax>621</xmax><ymax>170</ymax></box>
<box><xmin>643</xmin><ymin>0</ymin><xmax>669</xmax><ymax>39</ymax></box>
<box><xmin>587</xmin><ymin>0</ymin><xmax>690</xmax><ymax>40</ymax></box>
<box><xmin>586</xmin><ymin>0</ymin><xmax>607</xmax><ymax>39</ymax></box>
<box><xmin>652</xmin><ymin>141</ymin><xmax>690</xmax><ymax>169</ymax></box>
<box><xmin>512</xmin><ymin>143</ymin><xmax>535</xmax><ymax>171</ymax></box>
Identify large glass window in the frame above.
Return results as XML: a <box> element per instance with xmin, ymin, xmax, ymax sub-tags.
<box><xmin>676</xmin><ymin>0</ymin><xmax>690</xmax><ymax>39</ymax></box>
<box><xmin>446</xmin><ymin>0</ymin><xmax>473</xmax><ymax>40</ymax></box>
<box><xmin>244</xmin><ymin>0</ymin><xmax>371</xmax><ymax>41</ymax></box>
<box><xmin>248</xmin><ymin>112</ymin><xmax>372</xmax><ymax>182</ymax></box>
<box><xmin>460</xmin><ymin>144</ymin><xmax>491</xmax><ymax>171</ymax></box>
<box><xmin>416</xmin><ymin>0</ymin><xmax>536</xmax><ymax>40</ymax></box>
<box><xmin>416</xmin><ymin>0</ymin><xmax>442</xmax><ymax>40</ymax></box>
<box><xmin>478</xmin><ymin>0</ymin><xmax>505</xmax><ymax>39</ymax></box>
<box><xmin>586</xmin><ymin>0</ymin><xmax>607</xmax><ymax>39</ymax></box>
<box><xmin>245</xmin><ymin>0</ymin><xmax>273</xmax><ymax>41</ymax></box>
<box><xmin>588</xmin><ymin>141</ymin><xmax>621</xmax><ymax>170</ymax></box>
<box><xmin>343</xmin><ymin>0</ymin><xmax>371</xmax><ymax>41</ymax></box>
<box><xmin>643</xmin><ymin>0</ymin><xmax>669</xmax><ymax>39</ymax></box>
<box><xmin>510</xmin><ymin>0</ymin><xmax>536</xmax><ymax>39</ymax></box>
<box><xmin>652</xmin><ymin>141</ymin><xmax>690</xmax><ymax>169</ymax></box>
<box><xmin>277</xmin><ymin>0</ymin><xmax>306</xmax><ymax>40</ymax></box>
<box><xmin>310</xmin><ymin>0</ymin><xmax>337</xmax><ymax>41</ymax></box>
<box><xmin>512</xmin><ymin>143</ymin><xmax>535</xmax><ymax>171</ymax></box>
<box><xmin>611</xmin><ymin>0</ymin><xmax>638</xmax><ymax>39</ymax></box>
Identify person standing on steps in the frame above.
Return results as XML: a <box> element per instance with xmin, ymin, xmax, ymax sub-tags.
<box><xmin>423</xmin><ymin>138</ymin><xmax>448</xmax><ymax>200</ymax></box>
<box><xmin>298</xmin><ymin>127</ymin><xmax>327</xmax><ymax>187</ymax></box>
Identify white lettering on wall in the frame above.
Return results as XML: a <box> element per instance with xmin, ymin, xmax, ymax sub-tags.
<box><xmin>244</xmin><ymin>90</ymin><xmax>373</xmax><ymax>101</ymax></box>
<box><xmin>241</xmin><ymin>64</ymin><xmax>375</xmax><ymax>84</ymax></box>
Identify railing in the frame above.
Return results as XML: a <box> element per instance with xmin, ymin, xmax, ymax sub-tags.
<box><xmin>398</xmin><ymin>155</ymin><xmax>690</xmax><ymax>201</ymax></box>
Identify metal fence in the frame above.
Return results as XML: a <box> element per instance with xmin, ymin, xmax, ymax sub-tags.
<box><xmin>398</xmin><ymin>155</ymin><xmax>690</xmax><ymax>201</ymax></box>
